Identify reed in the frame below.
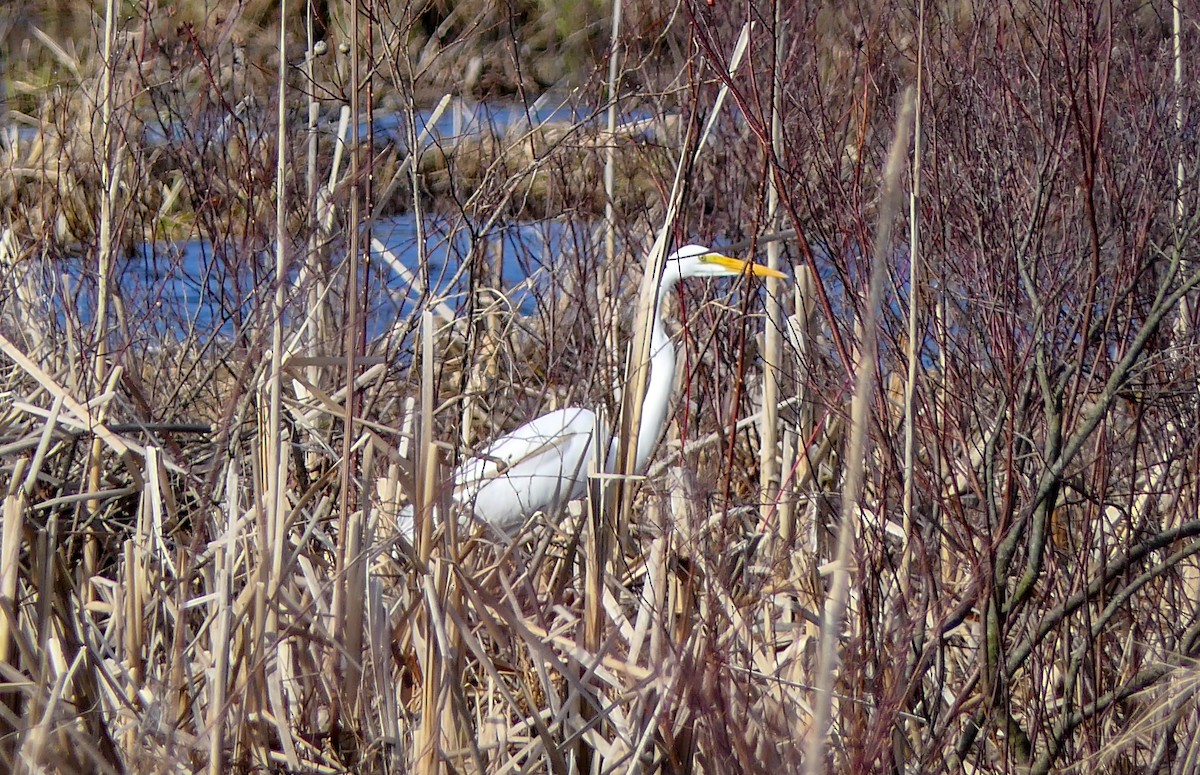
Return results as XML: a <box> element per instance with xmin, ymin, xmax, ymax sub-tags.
<box><xmin>1</xmin><ymin>0</ymin><xmax>1199</xmax><ymax>772</ymax></box>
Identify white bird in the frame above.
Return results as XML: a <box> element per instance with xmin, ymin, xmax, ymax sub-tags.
<box><xmin>398</xmin><ymin>244</ymin><xmax>786</xmax><ymax>540</ymax></box>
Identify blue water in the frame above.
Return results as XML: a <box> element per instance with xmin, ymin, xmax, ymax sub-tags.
<box><xmin>359</xmin><ymin>98</ymin><xmax>611</xmax><ymax>147</ymax></box>
<box><xmin>6</xmin><ymin>96</ymin><xmax>673</xmax><ymax>351</ymax></box>
<box><xmin>132</xmin><ymin>97</ymin><xmax>630</xmax><ymax>158</ymax></box>
<box><xmin>108</xmin><ymin>214</ymin><xmax>585</xmax><ymax>345</ymax></box>
<box><xmin>27</xmin><ymin>98</ymin><xmax>631</xmax><ymax>346</ymax></box>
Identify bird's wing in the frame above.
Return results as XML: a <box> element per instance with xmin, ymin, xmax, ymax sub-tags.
<box><xmin>451</xmin><ymin>407</ymin><xmax>603</xmax><ymax>529</ymax></box>
<box><xmin>454</xmin><ymin>407</ymin><xmax>598</xmax><ymax>487</ymax></box>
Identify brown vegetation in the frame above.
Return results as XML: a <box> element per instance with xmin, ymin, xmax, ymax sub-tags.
<box><xmin>0</xmin><ymin>0</ymin><xmax>1199</xmax><ymax>773</ymax></box>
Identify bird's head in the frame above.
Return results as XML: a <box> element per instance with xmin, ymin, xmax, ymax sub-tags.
<box><xmin>664</xmin><ymin>244</ymin><xmax>787</xmax><ymax>284</ymax></box>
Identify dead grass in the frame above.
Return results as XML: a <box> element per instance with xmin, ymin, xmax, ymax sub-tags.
<box><xmin>1</xmin><ymin>1</ymin><xmax>1200</xmax><ymax>773</ymax></box>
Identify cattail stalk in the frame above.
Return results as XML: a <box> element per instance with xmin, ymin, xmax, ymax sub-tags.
<box><xmin>760</xmin><ymin>0</ymin><xmax>785</xmax><ymax>521</ymax></box>
<box><xmin>803</xmin><ymin>89</ymin><xmax>914</xmax><ymax>775</ymax></box>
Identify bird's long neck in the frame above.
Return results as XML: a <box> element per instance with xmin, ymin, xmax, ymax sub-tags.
<box><xmin>632</xmin><ymin>285</ymin><xmax>678</xmax><ymax>473</ymax></box>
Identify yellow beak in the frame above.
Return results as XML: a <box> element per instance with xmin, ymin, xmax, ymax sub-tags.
<box><xmin>705</xmin><ymin>252</ymin><xmax>788</xmax><ymax>280</ymax></box>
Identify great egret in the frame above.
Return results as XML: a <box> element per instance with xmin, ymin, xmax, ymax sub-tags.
<box><xmin>397</xmin><ymin>244</ymin><xmax>786</xmax><ymax>540</ymax></box>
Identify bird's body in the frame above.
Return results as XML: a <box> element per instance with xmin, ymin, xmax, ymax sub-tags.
<box><xmin>448</xmin><ymin>406</ymin><xmax>603</xmax><ymax>530</ymax></box>
<box><xmin>397</xmin><ymin>244</ymin><xmax>784</xmax><ymax>540</ymax></box>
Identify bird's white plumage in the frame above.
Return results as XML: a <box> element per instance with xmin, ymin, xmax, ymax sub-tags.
<box><xmin>397</xmin><ymin>408</ymin><xmax>603</xmax><ymax>538</ymax></box>
<box><xmin>451</xmin><ymin>407</ymin><xmax>603</xmax><ymax>531</ymax></box>
<box><xmin>397</xmin><ymin>244</ymin><xmax>785</xmax><ymax>540</ymax></box>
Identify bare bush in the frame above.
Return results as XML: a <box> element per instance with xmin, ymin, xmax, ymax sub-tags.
<box><xmin>0</xmin><ymin>0</ymin><xmax>1198</xmax><ymax>773</ymax></box>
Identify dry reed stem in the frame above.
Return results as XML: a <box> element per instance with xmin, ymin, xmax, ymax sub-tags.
<box><xmin>0</xmin><ymin>2</ymin><xmax>1193</xmax><ymax>771</ymax></box>
<box><xmin>900</xmin><ymin>0</ymin><xmax>925</xmax><ymax>596</ymax></box>
<box><xmin>0</xmin><ymin>228</ymin><xmax>47</xmax><ymax>357</ymax></box>
<box><xmin>803</xmin><ymin>88</ymin><xmax>914</xmax><ymax>775</ymax></box>
<box><xmin>0</xmin><ymin>335</ymin><xmax>142</xmax><ymax>484</ymax></box>
<box><xmin>759</xmin><ymin>1</ymin><xmax>786</xmax><ymax>532</ymax></box>
<box><xmin>601</xmin><ymin>0</ymin><xmax>626</xmax><ymax>381</ymax></box>
<box><xmin>0</xmin><ymin>460</ymin><xmax>27</xmax><ymax>674</ymax></box>
<box><xmin>244</xmin><ymin>8</ymin><xmax>301</xmax><ymax>768</ymax></box>
<box><xmin>206</xmin><ymin>462</ymin><xmax>239</xmax><ymax>775</ymax></box>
